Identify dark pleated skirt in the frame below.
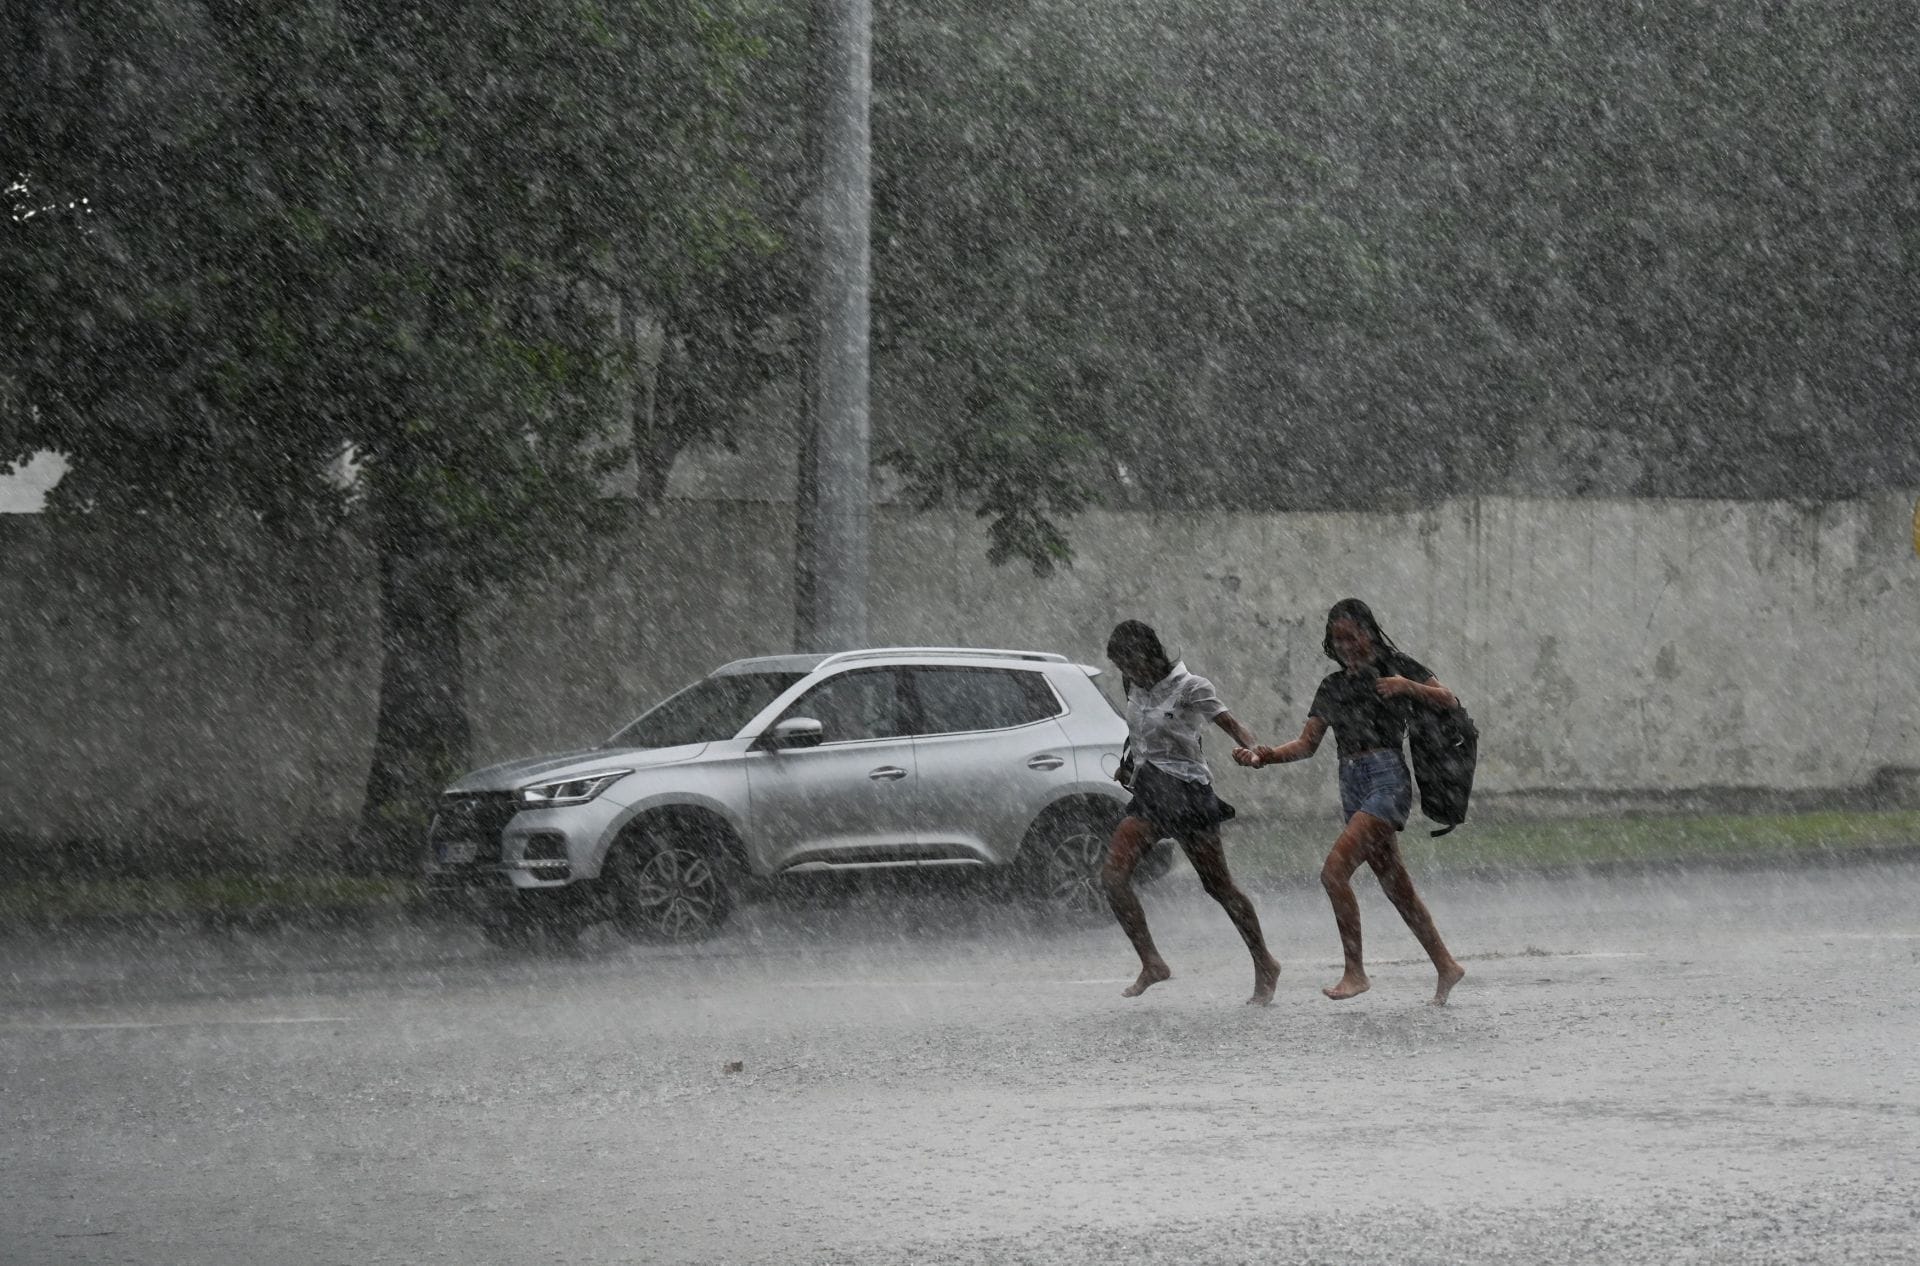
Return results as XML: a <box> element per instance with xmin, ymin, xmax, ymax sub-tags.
<box><xmin>1124</xmin><ymin>760</ymin><xmax>1236</xmax><ymax>838</ymax></box>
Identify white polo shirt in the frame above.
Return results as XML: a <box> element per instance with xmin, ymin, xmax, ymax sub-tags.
<box><xmin>1124</xmin><ymin>663</ymin><xmax>1229</xmax><ymax>785</ymax></box>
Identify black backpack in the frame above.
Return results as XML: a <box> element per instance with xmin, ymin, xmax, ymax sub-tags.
<box><xmin>1407</xmin><ymin>700</ymin><xmax>1478</xmax><ymax>837</ymax></box>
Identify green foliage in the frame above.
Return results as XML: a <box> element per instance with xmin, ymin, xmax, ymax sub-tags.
<box><xmin>11</xmin><ymin>1</ymin><xmax>1911</xmax><ymax>596</ymax></box>
<box><xmin>709</xmin><ymin>0</ymin><xmax>1378</xmax><ymax>573</ymax></box>
<box><xmin>754</xmin><ymin>0</ymin><xmax>1916</xmax><ymax>527</ymax></box>
<box><xmin>1167</xmin><ymin>1</ymin><xmax>1919</xmax><ymax>505</ymax></box>
<box><xmin>3</xmin><ymin>0</ymin><xmax>774</xmax><ymax>572</ymax></box>
<box><xmin>1229</xmin><ymin>809</ymin><xmax>1920</xmax><ymax>884</ymax></box>
<box><xmin>868</xmin><ymin>1</ymin><xmax>1378</xmax><ymax>570</ymax></box>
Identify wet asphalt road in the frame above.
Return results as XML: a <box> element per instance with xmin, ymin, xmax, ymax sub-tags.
<box><xmin>3</xmin><ymin>856</ymin><xmax>1917</xmax><ymax>1265</ymax></box>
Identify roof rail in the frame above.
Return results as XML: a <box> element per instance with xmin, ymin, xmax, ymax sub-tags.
<box><xmin>814</xmin><ymin>646</ymin><xmax>1070</xmax><ymax>670</ymax></box>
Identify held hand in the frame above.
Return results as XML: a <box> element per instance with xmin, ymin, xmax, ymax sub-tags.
<box><xmin>1231</xmin><ymin>746</ymin><xmax>1264</xmax><ymax>768</ymax></box>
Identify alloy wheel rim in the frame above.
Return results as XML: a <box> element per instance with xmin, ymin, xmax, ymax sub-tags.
<box><xmin>626</xmin><ymin>846</ymin><xmax>720</xmax><ymax>939</ymax></box>
<box><xmin>1042</xmin><ymin>828</ymin><xmax>1108</xmax><ymax>915</ymax></box>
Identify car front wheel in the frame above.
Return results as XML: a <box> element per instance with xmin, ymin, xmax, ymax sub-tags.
<box><xmin>607</xmin><ymin>823</ymin><xmax>735</xmax><ymax>941</ymax></box>
<box><xmin>1021</xmin><ymin>804</ymin><xmax>1120</xmax><ymax>918</ymax></box>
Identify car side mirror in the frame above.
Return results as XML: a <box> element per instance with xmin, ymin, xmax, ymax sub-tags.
<box><xmin>760</xmin><ymin>717</ymin><xmax>824</xmax><ymax>751</ymax></box>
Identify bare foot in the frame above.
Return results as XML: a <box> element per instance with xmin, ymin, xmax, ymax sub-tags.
<box><xmin>1431</xmin><ymin>961</ymin><xmax>1466</xmax><ymax>1006</ymax></box>
<box><xmin>1322</xmin><ymin>972</ymin><xmax>1370</xmax><ymax>1001</ymax></box>
<box><xmin>1121</xmin><ymin>961</ymin><xmax>1173</xmax><ymax>997</ymax></box>
<box><xmin>1247</xmin><ymin>954</ymin><xmax>1281</xmax><ymax>1006</ymax></box>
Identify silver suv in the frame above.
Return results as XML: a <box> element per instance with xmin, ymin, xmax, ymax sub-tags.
<box><xmin>424</xmin><ymin>648</ymin><xmax>1173</xmax><ymax>944</ymax></box>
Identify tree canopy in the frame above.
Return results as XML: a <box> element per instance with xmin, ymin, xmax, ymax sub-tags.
<box><xmin>1105</xmin><ymin>1</ymin><xmax>1920</xmax><ymax>505</ymax></box>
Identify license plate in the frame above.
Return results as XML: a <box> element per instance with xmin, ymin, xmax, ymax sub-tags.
<box><xmin>437</xmin><ymin>840</ymin><xmax>478</xmax><ymax>865</ymax></box>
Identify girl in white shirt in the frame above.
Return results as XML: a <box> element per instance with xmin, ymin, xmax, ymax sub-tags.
<box><xmin>1102</xmin><ymin>619</ymin><xmax>1281</xmax><ymax>1005</ymax></box>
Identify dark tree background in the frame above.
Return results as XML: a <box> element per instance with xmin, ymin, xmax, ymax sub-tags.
<box><xmin>681</xmin><ymin>0</ymin><xmax>1920</xmax><ymax>523</ymax></box>
<box><xmin>1067</xmin><ymin>1</ymin><xmax>1920</xmax><ymax>508</ymax></box>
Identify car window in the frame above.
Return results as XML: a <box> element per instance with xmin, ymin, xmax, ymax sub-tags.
<box><xmin>781</xmin><ymin>669</ymin><xmax>908</xmax><ymax>743</ymax></box>
<box><xmin>910</xmin><ymin>668</ymin><xmax>1062</xmax><ymax>736</ymax></box>
<box><xmin>604</xmin><ymin>671</ymin><xmax>807</xmax><ymax>749</ymax></box>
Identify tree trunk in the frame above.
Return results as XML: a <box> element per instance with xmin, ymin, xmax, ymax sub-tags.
<box><xmin>354</xmin><ymin>541</ymin><xmax>471</xmax><ymax>873</ymax></box>
<box><xmin>626</xmin><ymin>299</ymin><xmax>675</xmax><ymax>513</ymax></box>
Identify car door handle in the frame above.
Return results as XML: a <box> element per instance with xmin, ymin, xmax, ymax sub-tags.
<box><xmin>1026</xmin><ymin>755</ymin><xmax>1066</xmax><ymax>772</ymax></box>
<box><xmin>868</xmin><ymin>766</ymin><xmax>909</xmax><ymax>782</ymax></box>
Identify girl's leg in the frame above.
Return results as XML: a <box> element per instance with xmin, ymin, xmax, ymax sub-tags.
<box><xmin>1181</xmin><ymin>832</ymin><xmax>1282</xmax><ymax>1006</ymax></box>
<box><xmin>1320</xmin><ymin>811</ymin><xmax>1397</xmax><ymax>999</ymax></box>
<box><xmin>1367</xmin><ymin>842</ymin><xmax>1467</xmax><ymax>1005</ymax></box>
<box><xmin>1103</xmin><ymin>815</ymin><xmax>1171</xmax><ymax>996</ymax></box>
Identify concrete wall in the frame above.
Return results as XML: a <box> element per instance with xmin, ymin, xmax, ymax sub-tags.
<box><xmin>3</xmin><ymin>494</ymin><xmax>1917</xmax><ymax>858</ymax></box>
<box><xmin>0</xmin><ymin>521</ymin><xmax>381</xmax><ymax>856</ymax></box>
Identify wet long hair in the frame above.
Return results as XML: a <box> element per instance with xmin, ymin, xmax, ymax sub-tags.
<box><xmin>1106</xmin><ymin>619</ymin><xmax>1175</xmax><ymax>695</ymax></box>
<box><xmin>1321</xmin><ymin>598</ymin><xmax>1400</xmax><ymax>669</ymax></box>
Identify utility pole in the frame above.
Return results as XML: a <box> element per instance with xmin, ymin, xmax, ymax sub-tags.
<box><xmin>794</xmin><ymin>0</ymin><xmax>872</xmax><ymax>653</ymax></box>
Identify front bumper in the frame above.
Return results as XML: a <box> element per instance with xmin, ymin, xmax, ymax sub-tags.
<box><xmin>423</xmin><ymin>795</ymin><xmax>625</xmax><ymax>894</ymax></box>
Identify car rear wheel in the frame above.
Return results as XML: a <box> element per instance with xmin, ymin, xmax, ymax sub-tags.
<box><xmin>607</xmin><ymin>821</ymin><xmax>736</xmax><ymax>941</ymax></box>
<box><xmin>1020</xmin><ymin>803</ymin><xmax>1119</xmax><ymax>917</ymax></box>
<box><xmin>1019</xmin><ymin>802</ymin><xmax>1176</xmax><ymax>918</ymax></box>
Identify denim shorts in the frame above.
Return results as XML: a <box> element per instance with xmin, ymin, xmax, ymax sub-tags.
<box><xmin>1339</xmin><ymin>749</ymin><xmax>1414</xmax><ymax>831</ymax></box>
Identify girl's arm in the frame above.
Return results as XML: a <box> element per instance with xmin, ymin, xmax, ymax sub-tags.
<box><xmin>1211</xmin><ymin>710</ymin><xmax>1258</xmax><ymax>751</ymax></box>
<box><xmin>1234</xmin><ymin>717</ymin><xmax>1327</xmax><ymax>767</ymax></box>
<box><xmin>1378</xmin><ymin>674</ymin><xmax>1458</xmax><ymax>710</ymax></box>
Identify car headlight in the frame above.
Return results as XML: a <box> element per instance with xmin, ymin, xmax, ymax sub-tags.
<box><xmin>518</xmin><ymin>769</ymin><xmax>632</xmax><ymax>807</ymax></box>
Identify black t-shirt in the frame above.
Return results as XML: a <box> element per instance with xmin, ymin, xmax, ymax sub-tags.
<box><xmin>1308</xmin><ymin>651</ymin><xmax>1436</xmax><ymax>760</ymax></box>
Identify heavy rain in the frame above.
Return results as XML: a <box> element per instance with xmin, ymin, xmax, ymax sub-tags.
<box><xmin>3</xmin><ymin>3</ymin><xmax>1917</xmax><ymax>1263</ymax></box>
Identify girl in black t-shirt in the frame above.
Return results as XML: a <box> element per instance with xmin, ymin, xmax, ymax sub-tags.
<box><xmin>1232</xmin><ymin>599</ymin><xmax>1467</xmax><ymax>1005</ymax></box>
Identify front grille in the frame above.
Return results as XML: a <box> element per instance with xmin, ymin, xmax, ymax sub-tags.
<box><xmin>429</xmin><ymin>791</ymin><xmax>521</xmax><ymax>865</ymax></box>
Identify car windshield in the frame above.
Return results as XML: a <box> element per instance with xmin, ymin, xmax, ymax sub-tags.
<box><xmin>602</xmin><ymin>672</ymin><xmax>806</xmax><ymax>750</ymax></box>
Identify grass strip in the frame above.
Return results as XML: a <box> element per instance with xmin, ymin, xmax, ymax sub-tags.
<box><xmin>1227</xmin><ymin>809</ymin><xmax>1920</xmax><ymax>881</ymax></box>
<box><xmin>0</xmin><ymin>873</ymin><xmax>413</xmax><ymax>923</ymax></box>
